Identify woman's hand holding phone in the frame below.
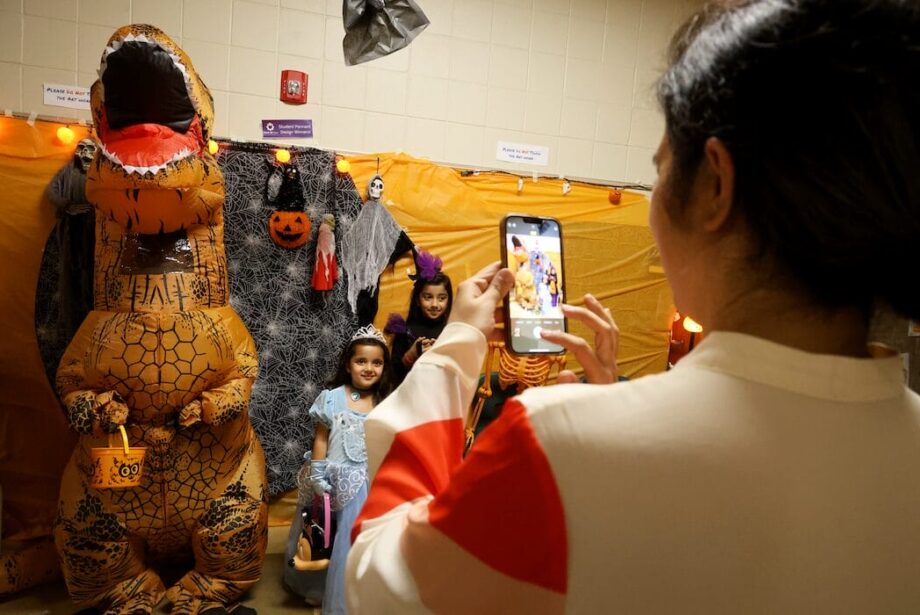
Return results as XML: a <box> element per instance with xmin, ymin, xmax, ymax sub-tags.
<box><xmin>539</xmin><ymin>294</ymin><xmax>619</xmax><ymax>384</ymax></box>
<box><xmin>448</xmin><ymin>262</ymin><xmax>514</xmax><ymax>338</ymax></box>
<box><xmin>450</xmin><ymin>263</ymin><xmax>619</xmax><ymax>385</ymax></box>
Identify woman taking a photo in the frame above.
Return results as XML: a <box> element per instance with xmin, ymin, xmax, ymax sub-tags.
<box><xmin>346</xmin><ymin>1</ymin><xmax>920</xmax><ymax>611</ymax></box>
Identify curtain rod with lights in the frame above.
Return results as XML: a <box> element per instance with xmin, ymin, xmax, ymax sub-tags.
<box><xmin>2</xmin><ymin>110</ymin><xmax>91</xmax><ymax>126</ymax></box>
<box><xmin>2</xmin><ymin>114</ymin><xmax>652</xmax><ymax>191</ymax></box>
<box><xmin>456</xmin><ymin>168</ymin><xmax>651</xmax><ymax>192</ymax></box>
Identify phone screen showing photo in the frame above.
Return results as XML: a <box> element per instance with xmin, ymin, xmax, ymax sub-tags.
<box><xmin>504</xmin><ymin>216</ymin><xmax>565</xmax><ymax>354</ymax></box>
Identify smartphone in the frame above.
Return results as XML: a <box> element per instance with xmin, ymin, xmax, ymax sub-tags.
<box><xmin>500</xmin><ymin>214</ymin><xmax>566</xmax><ymax>354</ymax></box>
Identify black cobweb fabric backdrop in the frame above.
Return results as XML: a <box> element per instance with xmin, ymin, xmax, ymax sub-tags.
<box><xmin>35</xmin><ymin>142</ymin><xmax>365</xmax><ymax>497</ymax></box>
<box><xmin>221</xmin><ymin>142</ymin><xmax>363</xmax><ymax>495</ymax></box>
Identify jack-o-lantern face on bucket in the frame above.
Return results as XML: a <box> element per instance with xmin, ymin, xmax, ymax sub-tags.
<box><xmin>268</xmin><ymin>210</ymin><xmax>311</xmax><ymax>249</ymax></box>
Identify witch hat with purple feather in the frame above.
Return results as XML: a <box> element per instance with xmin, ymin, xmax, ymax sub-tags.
<box><xmin>408</xmin><ymin>249</ymin><xmax>443</xmax><ymax>283</ymax></box>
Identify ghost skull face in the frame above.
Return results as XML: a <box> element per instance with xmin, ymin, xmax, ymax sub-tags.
<box><xmin>368</xmin><ymin>175</ymin><xmax>384</xmax><ymax>201</ymax></box>
<box><xmin>74</xmin><ymin>138</ymin><xmax>97</xmax><ymax>172</ymax></box>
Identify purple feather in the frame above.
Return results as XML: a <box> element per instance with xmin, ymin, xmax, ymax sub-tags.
<box><xmin>384</xmin><ymin>313</ymin><xmax>407</xmax><ymax>335</ymax></box>
<box><xmin>415</xmin><ymin>250</ymin><xmax>443</xmax><ymax>281</ymax></box>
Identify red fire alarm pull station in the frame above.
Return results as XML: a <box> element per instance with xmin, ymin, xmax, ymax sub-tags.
<box><xmin>280</xmin><ymin>70</ymin><xmax>308</xmax><ymax>104</ymax></box>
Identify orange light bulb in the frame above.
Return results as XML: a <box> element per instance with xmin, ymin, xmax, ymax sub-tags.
<box><xmin>275</xmin><ymin>149</ymin><xmax>291</xmax><ymax>163</ymax></box>
<box><xmin>682</xmin><ymin>316</ymin><xmax>703</xmax><ymax>333</ymax></box>
<box><xmin>208</xmin><ymin>139</ymin><xmax>219</xmax><ymax>154</ymax></box>
<box><xmin>336</xmin><ymin>159</ymin><xmax>351</xmax><ymax>174</ymax></box>
<box><xmin>56</xmin><ymin>126</ymin><xmax>75</xmax><ymax>145</ymax></box>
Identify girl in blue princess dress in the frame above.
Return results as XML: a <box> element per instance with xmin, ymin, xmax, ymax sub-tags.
<box><xmin>284</xmin><ymin>325</ymin><xmax>392</xmax><ymax>613</ymax></box>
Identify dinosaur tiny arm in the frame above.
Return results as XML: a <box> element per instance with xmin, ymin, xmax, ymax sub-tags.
<box><xmin>178</xmin><ymin>376</ymin><xmax>254</xmax><ymax>428</ymax></box>
<box><xmin>57</xmin><ymin>357</ymin><xmax>129</xmax><ymax>435</ymax></box>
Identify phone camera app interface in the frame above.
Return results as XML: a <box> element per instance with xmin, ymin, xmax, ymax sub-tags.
<box><xmin>506</xmin><ymin>217</ymin><xmax>563</xmax><ymax>353</ymax></box>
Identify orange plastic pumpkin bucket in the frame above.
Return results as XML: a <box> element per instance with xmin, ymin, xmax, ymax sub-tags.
<box><xmin>90</xmin><ymin>425</ymin><xmax>147</xmax><ymax>489</ymax></box>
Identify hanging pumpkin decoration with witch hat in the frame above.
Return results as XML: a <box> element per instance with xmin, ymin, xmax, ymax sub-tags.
<box><xmin>266</xmin><ymin>159</ymin><xmax>311</xmax><ymax>249</ymax></box>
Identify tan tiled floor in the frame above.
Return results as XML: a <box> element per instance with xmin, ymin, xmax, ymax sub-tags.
<box><xmin>0</xmin><ymin>526</ymin><xmax>320</xmax><ymax>614</ymax></box>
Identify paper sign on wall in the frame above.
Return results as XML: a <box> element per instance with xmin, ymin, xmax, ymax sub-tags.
<box><xmin>496</xmin><ymin>141</ymin><xmax>550</xmax><ymax>166</ymax></box>
<box><xmin>262</xmin><ymin>119</ymin><xmax>313</xmax><ymax>139</ymax></box>
<box><xmin>43</xmin><ymin>83</ymin><xmax>91</xmax><ymax>109</ymax></box>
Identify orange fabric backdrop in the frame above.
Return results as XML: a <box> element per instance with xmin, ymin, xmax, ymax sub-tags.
<box><xmin>0</xmin><ymin>117</ymin><xmax>89</xmax><ymax>542</ymax></box>
<box><xmin>347</xmin><ymin>153</ymin><xmax>675</xmax><ymax>379</ymax></box>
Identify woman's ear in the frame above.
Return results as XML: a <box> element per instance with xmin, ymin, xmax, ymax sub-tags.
<box><xmin>697</xmin><ymin>137</ymin><xmax>736</xmax><ymax>232</ymax></box>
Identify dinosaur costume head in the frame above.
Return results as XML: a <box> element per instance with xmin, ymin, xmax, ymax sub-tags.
<box><xmin>87</xmin><ymin>24</ymin><xmax>222</xmax><ymax>234</ymax></box>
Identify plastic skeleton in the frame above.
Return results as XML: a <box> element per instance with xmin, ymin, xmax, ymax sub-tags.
<box><xmin>341</xmin><ymin>174</ymin><xmax>403</xmax><ymax>314</ymax></box>
<box><xmin>464</xmin><ymin>341</ymin><xmax>566</xmax><ymax>451</ymax></box>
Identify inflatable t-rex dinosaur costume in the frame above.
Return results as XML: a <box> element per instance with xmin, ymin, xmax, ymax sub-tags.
<box><xmin>53</xmin><ymin>25</ymin><xmax>267</xmax><ymax>614</ymax></box>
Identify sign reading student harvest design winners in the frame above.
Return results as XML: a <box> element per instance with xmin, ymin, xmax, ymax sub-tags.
<box><xmin>262</xmin><ymin>119</ymin><xmax>314</xmax><ymax>139</ymax></box>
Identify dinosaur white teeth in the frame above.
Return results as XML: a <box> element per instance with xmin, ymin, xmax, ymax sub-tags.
<box><xmin>101</xmin><ymin>146</ymin><xmax>122</xmax><ymax>165</ymax></box>
<box><xmin>169</xmin><ymin>148</ymin><xmax>192</xmax><ymax>163</ymax></box>
<box><xmin>99</xmin><ymin>146</ymin><xmax>198</xmax><ymax>175</ymax></box>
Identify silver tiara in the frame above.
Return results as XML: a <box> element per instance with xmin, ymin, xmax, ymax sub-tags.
<box><xmin>351</xmin><ymin>324</ymin><xmax>387</xmax><ymax>344</ymax></box>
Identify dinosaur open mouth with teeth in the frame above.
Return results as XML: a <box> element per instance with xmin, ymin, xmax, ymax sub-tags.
<box><xmin>86</xmin><ymin>25</ymin><xmax>222</xmax><ymax>235</ymax></box>
<box><xmin>97</xmin><ymin>32</ymin><xmax>202</xmax><ymax>176</ymax></box>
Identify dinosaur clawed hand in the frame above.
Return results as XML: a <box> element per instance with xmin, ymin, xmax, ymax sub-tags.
<box><xmin>95</xmin><ymin>391</ymin><xmax>129</xmax><ymax>433</ymax></box>
<box><xmin>64</xmin><ymin>390</ymin><xmax>129</xmax><ymax>435</ymax></box>
<box><xmin>178</xmin><ymin>399</ymin><xmax>202</xmax><ymax>428</ymax></box>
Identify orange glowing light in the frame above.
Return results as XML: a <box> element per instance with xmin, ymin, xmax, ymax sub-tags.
<box><xmin>682</xmin><ymin>316</ymin><xmax>703</xmax><ymax>333</ymax></box>
<box><xmin>56</xmin><ymin>126</ymin><xmax>75</xmax><ymax>144</ymax></box>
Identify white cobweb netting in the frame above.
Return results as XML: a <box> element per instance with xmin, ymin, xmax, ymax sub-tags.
<box><xmin>220</xmin><ymin>142</ymin><xmax>363</xmax><ymax>495</ymax></box>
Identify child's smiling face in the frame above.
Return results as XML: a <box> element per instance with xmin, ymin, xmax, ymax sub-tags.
<box><xmin>347</xmin><ymin>343</ymin><xmax>385</xmax><ymax>390</ymax></box>
<box><xmin>418</xmin><ymin>283</ymin><xmax>449</xmax><ymax>320</ymax></box>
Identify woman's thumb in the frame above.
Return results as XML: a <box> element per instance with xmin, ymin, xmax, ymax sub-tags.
<box><xmin>487</xmin><ymin>269</ymin><xmax>514</xmax><ymax>300</ymax></box>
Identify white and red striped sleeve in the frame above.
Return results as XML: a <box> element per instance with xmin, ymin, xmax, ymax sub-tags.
<box><xmin>346</xmin><ymin>323</ymin><xmax>567</xmax><ymax>614</ymax></box>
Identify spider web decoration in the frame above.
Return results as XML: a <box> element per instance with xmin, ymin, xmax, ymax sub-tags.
<box><xmin>220</xmin><ymin>142</ymin><xmax>364</xmax><ymax>495</ymax></box>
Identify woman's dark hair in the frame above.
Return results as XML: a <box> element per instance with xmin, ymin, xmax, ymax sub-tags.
<box><xmin>658</xmin><ymin>0</ymin><xmax>920</xmax><ymax>319</ymax></box>
<box><xmin>406</xmin><ymin>272</ymin><xmax>453</xmax><ymax>325</ymax></box>
<box><xmin>328</xmin><ymin>339</ymin><xmax>393</xmax><ymax>404</ymax></box>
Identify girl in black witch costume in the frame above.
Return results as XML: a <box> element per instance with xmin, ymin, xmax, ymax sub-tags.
<box><xmin>384</xmin><ymin>250</ymin><xmax>453</xmax><ymax>387</ymax></box>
